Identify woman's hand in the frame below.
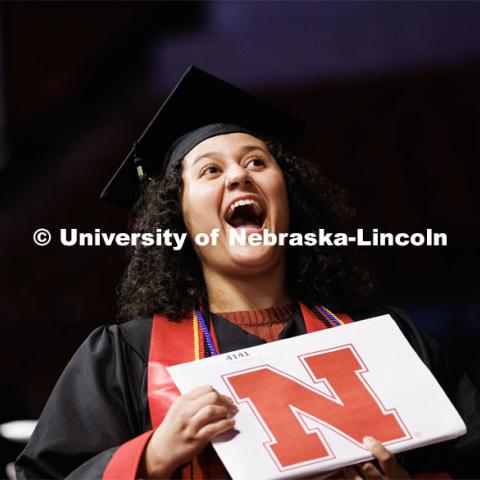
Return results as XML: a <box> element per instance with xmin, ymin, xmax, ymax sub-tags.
<box><xmin>141</xmin><ymin>385</ymin><xmax>238</xmax><ymax>479</ymax></box>
<box><xmin>344</xmin><ymin>436</ymin><xmax>411</xmax><ymax>479</ymax></box>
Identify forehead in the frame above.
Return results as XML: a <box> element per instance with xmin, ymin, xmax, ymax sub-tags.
<box><xmin>183</xmin><ymin>132</ymin><xmax>268</xmax><ymax>167</ymax></box>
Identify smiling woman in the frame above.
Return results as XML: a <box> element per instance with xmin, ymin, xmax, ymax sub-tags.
<box><xmin>14</xmin><ymin>67</ymin><xmax>480</xmax><ymax>479</ymax></box>
<box><xmin>183</xmin><ymin>133</ymin><xmax>288</xmax><ymax>271</ymax></box>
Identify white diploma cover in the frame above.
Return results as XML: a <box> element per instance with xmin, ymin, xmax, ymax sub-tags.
<box><xmin>168</xmin><ymin>315</ymin><xmax>466</xmax><ymax>480</ymax></box>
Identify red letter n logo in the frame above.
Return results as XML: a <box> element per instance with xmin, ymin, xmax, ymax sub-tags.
<box><xmin>223</xmin><ymin>345</ymin><xmax>410</xmax><ymax>471</ymax></box>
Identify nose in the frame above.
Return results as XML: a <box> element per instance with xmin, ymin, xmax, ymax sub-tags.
<box><xmin>225</xmin><ymin>164</ymin><xmax>253</xmax><ymax>190</ymax></box>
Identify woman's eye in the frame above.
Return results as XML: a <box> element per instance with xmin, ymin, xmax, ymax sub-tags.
<box><xmin>200</xmin><ymin>165</ymin><xmax>220</xmax><ymax>177</ymax></box>
<box><xmin>246</xmin><ymin>157</ymin><xmax>266</xmax><ymax>169</ymax></box>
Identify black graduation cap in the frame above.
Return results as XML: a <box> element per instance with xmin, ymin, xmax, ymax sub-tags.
<box><xmin>100</xmin><ymin>65</ymin><xmax>306</xmax><ymax>208</ymax></box>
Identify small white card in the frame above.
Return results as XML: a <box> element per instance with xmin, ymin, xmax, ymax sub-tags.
<box><xmin>168</xmin><ymin>315</ymin><xmax>466</xmax><ymax>480</ymax></box>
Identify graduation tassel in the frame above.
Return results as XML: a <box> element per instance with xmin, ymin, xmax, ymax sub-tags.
<box><xmin>133</xmin><ymin>142</ymin><xmax>149</xmax><ymax>186</ymax></box>
<box><xmin>133</xmin><ymin>142</ymin><xmax>145</xmax><ymax>178</ymax></box>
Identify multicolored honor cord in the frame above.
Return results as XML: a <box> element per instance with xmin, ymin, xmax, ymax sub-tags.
<box><xmin>311</xmin><ymin>304</ymin><xmax>344</xmax><ymax>327</ymax></box>
<box><xmin>193</xmin><ymin>304</ymin><xmax>218</xmax><ymax>357</ymax></box>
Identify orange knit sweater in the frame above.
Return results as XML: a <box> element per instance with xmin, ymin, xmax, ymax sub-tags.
<box><xmin>214</xmin><ymin>304</ymin><xmax>295</xmax><ymax>342</ymax></box>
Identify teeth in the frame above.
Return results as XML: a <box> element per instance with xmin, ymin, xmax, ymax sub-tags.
<box><xmin>225</xmin><ymin>198</ymin><xmax>263</xmax><ymax>221</ymax></box>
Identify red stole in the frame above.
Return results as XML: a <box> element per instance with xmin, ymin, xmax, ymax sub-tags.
<box><xmin>147</xmin><ymin>302</ymin><xmax>352</xmax><ymax>479</ymax></box>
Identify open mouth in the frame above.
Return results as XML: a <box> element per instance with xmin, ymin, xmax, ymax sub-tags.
<box><xmin>224</xmin><ymin>198</ymin><xmax>266</xmax><ymax>229</ymax></box>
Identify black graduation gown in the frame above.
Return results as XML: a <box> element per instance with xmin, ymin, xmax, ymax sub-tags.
<box><xmin>15</xmin><ymin>305</ymin><xmax>480</xmax><ymax>479</ymax></box>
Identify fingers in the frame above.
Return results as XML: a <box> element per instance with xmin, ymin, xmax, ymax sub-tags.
<box><xmin>174</xmin><ymin>386</ymin><xmax>238</xmax><ymax>440</ymax></box>
<box><xmin>343</xmin><ymin>466</ymin><xmax>363</xmax><ymax>480</ymax></box>
<box><xmin>345</xmin><ymin>436</ymin><xmax>411</xmax><ymax>480</ymax></box>
<box><xmin>363</xmin><ymin>436</ymin><xmax>411</xmax><ymax>479</ymax></box>
<box><xmin>359</xmin><ymin>461</ymin><xmax>383</xmax><ymax>479</ymax></box>
<box><xmin>196</xmin><ymin>417</ymin><xmax>235</xmax><ymax>441</ymax></box>
<box><xmin>190</xmin><ymin>388</ymin><xmax>237</xmax><ymax>414</ymax></box>
<box><xmin>189</xmin><ymin>389</ymin><xmax>238</xmax><ymax>440</ymax></box>
<box><xmin>182</xmin><ymin>385</ymin><xmax>218</xmax><ymax>400</ymax></box>
<box><xmin>189</xmin><ymin>404</ymin><xmax>237</xmax><ymax>434</ymax></box>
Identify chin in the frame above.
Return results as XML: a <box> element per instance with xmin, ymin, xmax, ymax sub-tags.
<box><xmin>228</xmin><ymin>245</ymin><xmax>281</xmax><ymax>272</ymax></box>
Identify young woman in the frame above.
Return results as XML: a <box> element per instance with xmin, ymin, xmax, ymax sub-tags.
<box><xmin>15</xmin><ymin>67</ymin><xmax>480</xmax><ymax>479</ymax></box>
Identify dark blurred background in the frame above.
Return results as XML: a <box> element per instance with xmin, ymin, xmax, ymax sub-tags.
<box><xmin>0</xmin><ymin>1</ymin><xmax>479</xmax><ymax>471</ymax></box>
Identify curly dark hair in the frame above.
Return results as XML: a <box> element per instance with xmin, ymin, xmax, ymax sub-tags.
<box><xmin>118</xmin><ymin>141</ymin><xmax>373</xmax><ymax>320</ymax></box>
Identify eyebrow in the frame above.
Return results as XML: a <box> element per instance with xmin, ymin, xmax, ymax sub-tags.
<box><xmin>191</xmin><ymin>145</ymin><xmax>269</xmax><ymax>166</ymax></box>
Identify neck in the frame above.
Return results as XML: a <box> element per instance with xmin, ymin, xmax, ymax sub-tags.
<box><xmin>203</xmin><ymin>261</ymin><xmax>294</xmax><ymax>313</ymax></box>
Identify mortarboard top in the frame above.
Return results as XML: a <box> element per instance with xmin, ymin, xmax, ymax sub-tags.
<box><xmin>100</xmin><ymin>65</ymin><xmax>306</xmax><ymax>208</ymax></box>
